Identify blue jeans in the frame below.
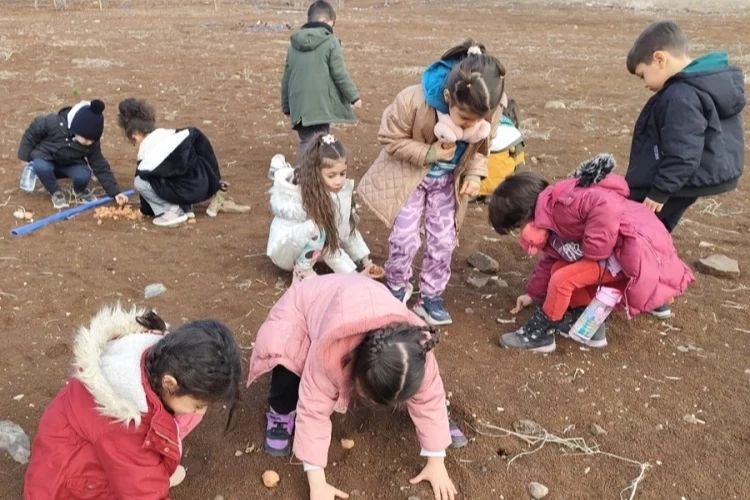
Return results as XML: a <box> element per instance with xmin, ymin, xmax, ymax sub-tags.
<box><xmin>30</xmin><ymin>158</ymin><xmax>91</xmax><ymax>194</ymax></box>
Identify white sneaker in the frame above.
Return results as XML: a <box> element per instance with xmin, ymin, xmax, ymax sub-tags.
<box><xmin>153</xmin><ymin>207</ymin><xmax>187</xmax><ymax>227</ymax></box>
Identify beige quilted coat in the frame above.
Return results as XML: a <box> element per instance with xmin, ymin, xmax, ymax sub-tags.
<box><xmin>358</xmin><ymin>84</ymin><xmax>500</xmax><ymax>234</ymax></box>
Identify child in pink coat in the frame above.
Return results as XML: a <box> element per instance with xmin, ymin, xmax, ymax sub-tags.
<box><xmin>247</xmin><ymin>274</ymin><xmax>460</xmax><ymax>500</ymax></box>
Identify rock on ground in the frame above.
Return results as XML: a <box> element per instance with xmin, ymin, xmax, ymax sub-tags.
<box><xmin>467</xmin><ymin>251</ymin><xmax>499</xmax><ymax>274</ymax></box>
<box><xmin>513</xmin><ymin>419</ymin><xmax>545</xmax><ymax>437</ymax></box>
<box><xmin>0</xmin><ymin>420</ymin><xmax>31</xmax><ymax>464</ymax></box>
<box><xmin>466</xmin><ymin>269</ymin><xmax>491</xmax><ymax>289</ymax></box>
<box><xmin>695</xmin><ymin>254</ymin><xmax>740</xmax><ymax>279</ymax></box>
<box><xmin>528</xmin><ymin>481</ymin><xmax>549</xmax><ymax>499</ymax></box>
<box><xmin>144</xmin><ymin>283</ymin><xmax>167</xmax><ymax>299</ymax></box>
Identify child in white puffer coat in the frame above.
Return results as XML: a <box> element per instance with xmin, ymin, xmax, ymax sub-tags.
<box><xmin>266</xmin><ymin>133</ymin><xmax>383</xmax><ymax>283</ymax></box>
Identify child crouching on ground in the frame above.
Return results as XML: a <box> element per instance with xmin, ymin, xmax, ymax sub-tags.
<box><xmin>24</xmin><ymin>306</ymin><xmax>242</xmax><ymax>499</ymax></box>
<box><xmin>267</xmin><ymin>133</ymin><xmax>382</xmax><ymax>283</ymax></box>
<box><xmin>488</xmin><ymin>154</ymin><xmax>695</xmax><ymax>353</ymax></box>
<box><xmin>248</xmin><ymin>274</ymin><xmax>464</xmax><ymax>500</ymax></box>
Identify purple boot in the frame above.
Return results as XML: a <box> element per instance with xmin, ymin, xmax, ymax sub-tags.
<box><xmin>449</xmin><ymin>419</ymin><xmax>468</xmax><ymax>449</ymax></box>
<box><xmin>264</xmin><ymin>411</ymin><xmax>296</xmax><ymax>457</ymax></box>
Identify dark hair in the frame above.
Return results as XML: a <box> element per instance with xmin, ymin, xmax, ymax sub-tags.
<box><xmin>117</xmin><ymin>97</ymin><xmax>157</xmax><ymax>139</ymax></box>
<box><xmin>343</xmin><ymin>323</ymin><xmax>440</xmax><ymax>406</ymax></box>
<box><xmin>308</xmin><ymin>0</ymin><xmax>336</xmax><ymax>23</ymax></box>
<box><xmin>503</xmin><ymin>98</ymin><xmax>520</xmax><ymax>127</ymax></box>
<box><xmin>626</xmin><ymin>21</ymin><xmax>688</xmax><ymax>74</ymax></box>
<box><xmin>442</xmin><ymin>39</ymin><xmax>506</xmax><ymax>117</ymax></box>
<box><xmin>294</xmin><ymin>133</ymin><xmax>348</xmax><ymax>253</ymax></box>
<box><xmin>144</xmin><ymin>314</ymin><xmax>242</xmax><ymax>430</ymax></box>
<box><xmin>488</xmin><ymin>171</ymin><xmax>549</xmax><ymax>235</ymax></box>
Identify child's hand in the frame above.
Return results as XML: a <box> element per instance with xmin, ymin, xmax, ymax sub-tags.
<box><xmin>459</xmin><ymin>180</ymin><xmax>480</xmax><ymax>197</ymax></box>
<box><xmin>642</xmin><ymin>197</ymin><xmax>664</xmax><ymax>213</ymax></box>
<box><xmin>360</xmin><ymin>262</ymin><xmax>385</xmax><ymax>280</ymax></box>
<box><xmin>435</xmin><ymin>142</ymin><xmax>457</xmax><ymax>162</ymax></box>
<box><xmin>115</xmin><ymin>193</ymin><xmax>129</xmax><ymax>206</ymax></box>
<box><xmin>511</xmin><ymin>294</ymin><xmax>533</xmax><ymax>314</ymax></box>
<box><xmin>409</xmin><ymin>457</ymin><xmax>457</xmax><ymax>500</ymax></box>
<box><xmin>352</xmin><ymin>99</ymin><xmax>363</xmax><ymax>109</ymax></box>
<box><xmin>308</xmin><ymin>469</ymin><xmax>349</xmax><ymax>500</ymax></box>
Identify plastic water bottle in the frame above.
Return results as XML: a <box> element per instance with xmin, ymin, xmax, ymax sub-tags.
<box><xmin>569</xmin><ymin>287</ymin><xmax>622</xmax><ymax>343</ymax></box>
<box><xmin>206</xmin><ymin>182</ymin><xmax>228</xmax><ymax>217</ymax></box>
<box><xmin>19</xmin><ymin>164</ymin><xmax>37</xmax><ymax>193</ymax></box>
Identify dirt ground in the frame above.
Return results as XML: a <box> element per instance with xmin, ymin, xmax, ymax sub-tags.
<box><xmin>1</xmin><ymin>1</ymin><xmax>749</xmax><ymax>499</ymax></box>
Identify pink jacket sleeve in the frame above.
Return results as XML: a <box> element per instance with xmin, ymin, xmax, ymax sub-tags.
<box><xmin>580</xmin><ymin>192</ymin><xmax>623</xmax><ymax>261</ymax></box>
<box><xmin>291</xmin><ymin>362</ymin><xmax>338</xmax><ymax>468</ymax></box>
<box><xmin>406</xmin><ymin>353</ymin><xmax>451</xmax><ymax>453</ymax></box>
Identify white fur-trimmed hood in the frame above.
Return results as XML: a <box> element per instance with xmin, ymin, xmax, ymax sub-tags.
<box><xmin>73</xmin><ymin>304</ymin><xmax>163</xmax><ymax>427</ymax></box>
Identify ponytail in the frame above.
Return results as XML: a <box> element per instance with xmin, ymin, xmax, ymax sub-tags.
<box><xmin>441</xmin><ymin>38</ymin><xmax>487</xmax><ymax>61</ymax></box>
<box><xmin>443</xmin><ymin>40</ymin><xmax>506</xmax><ymax>117</ymax></box>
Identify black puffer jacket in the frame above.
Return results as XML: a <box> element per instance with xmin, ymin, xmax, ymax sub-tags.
<box><xmin>17</xmin><ymin>107</ymin><xmax>123</xmax><ymax>197</ymax></box>
<box><xmin>626</xmin><ymin>54</ymin><xmax>746</xmax><ymax>202</ymax></box>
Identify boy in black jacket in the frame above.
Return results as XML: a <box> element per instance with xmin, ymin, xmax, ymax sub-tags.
<box><xmin>18</xmin><ymin>99</ymin><xmax>129</xmax><ymax>209</ymax></box>
<box><xmin>626</xmin><ymin>21</ymin><xmax>745</xmax><ymax>233</ymax></box>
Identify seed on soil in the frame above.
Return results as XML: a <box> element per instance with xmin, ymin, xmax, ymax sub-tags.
<box><xmin>262</xmin><ymin>470</ymin><xmax>280</xmax><ymax>488</ymax></box>
<box><xmin>341</xmin><ymin>438</ymin><xmax>355</xmax><ymax>449</ymax></box>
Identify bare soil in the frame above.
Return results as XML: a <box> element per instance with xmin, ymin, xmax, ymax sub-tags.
<box><xmin>1</xmin><ymin>1</ymin><xmax>749</xmax><ymax>499</ymax></box>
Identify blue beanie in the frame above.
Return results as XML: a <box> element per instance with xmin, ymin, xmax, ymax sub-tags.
<box><xmin>70</xmin><ymin>99</ymin><xmax>105</xmax><ymax>142</ymax></box>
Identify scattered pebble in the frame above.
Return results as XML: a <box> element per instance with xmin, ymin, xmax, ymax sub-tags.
<box><xmin>528</xmin><ymin>481</ymin><xmax>549</xmax><ymax>499</ymax></box>
<box><xmin>698</xmin><ymin>241</ymin><xmax>715</xmax><ymax>248</ymax></box>
<box><xmin>0</xmin><ymin>420</ymin><xmax>31</xmax><ymax>464</ymax></box>
<box><xmin>530</xmin><ymin>156</ymin><xmax>539</xmax><ymax>165</ymax></box>
<box><xmin>465</xmin><ymin>307</ymin><xmax>475</xmax><ymax>315</ymax></box>
<box><xmin>234</xmin><ymin>450</ymin><xmax>243</xmax><ymax>457</ymax></box>
<box><xmin>144</xmin><ymin>283</ymin><xmax>167</xmax><ymax>299</ymax></box>
<box><xmin>683</xmin><ymin>414</ymin><xmax>705</xmax><ymax>425</ymax></box>
<box><xmin>214</xmin><ymin>496</ymin><xmax>224</xmax><ymax>500</ymax></box>
<box><xmin>695</xmin><ymin>254</ymin><xmax>740</xmax><ymax>279</ymax></box>
<box><xmin>408</xmin><ymin>497</ymin><xmax>421</xmax><ymax>500</ymax></box>
<box><xmin>468</xmin><ymin>251</ymin><xmax>499</xmax><ymax>274</ymax></box>
<box><xmin>465</xmin><ymin>269</ymin><xmax>490</xmax><ymax>289</ymax></box>
<box><xmin>341</xmin><ymin>438</ymin><xmax>355</xmax><ymax>449</ymax></box>
<box><xmin>262</xmin><ymin>470</ymin><xmax>280</xmax><ymax>488</ymax></box>
<box><xmin>236</xmin><ymin>279</ymin><xmax>253</xmax><ymax>291</ymax></box>
<box><xmin>589</xmin><ymin>423</ymin><xmax>607</xmax><ymax>436</ymax></box>
<box><xmin>12</xmin><ymin>394</ymin><xmax>24</xmax><ymax>401</ymax></box>
<box><xmin>513</xmin><ymin>419</ymin><xmax>544</xmax><ymax>437</ymax></box>
<box><xmin>655</xmin><ymin>424</ymin><xmax>664</xmax><ymax>431</ymax></box>
<box><xmin>544</xmin><ymin>100</ymin><xmax>566</xmax><ymax>109</ymax></box>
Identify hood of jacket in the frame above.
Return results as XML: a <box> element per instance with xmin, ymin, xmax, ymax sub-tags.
<box><xmin>291</xmin><ymin>22</ymin><xmax>334</xmax><ymax>52</ymax></box>
<box><xmin>72</xmin><ymin>304</ymin><xmax>164</xmax><ymax>427</ymax></box>
<box><xmin>670</xmin><ymin>52</ymin><xmax>746</xmax><ymax>119</ymax></box>
<box><xmin>421</xmin><ymin>58</ymin><xmax>459</xmax><ymax>113</ymax></box>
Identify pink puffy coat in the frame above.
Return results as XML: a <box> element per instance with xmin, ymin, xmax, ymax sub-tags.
<box><xmin>247</xmin><ymin>274</ymin><xmax>451</xmax><ymax>468</ymax></box>
<box><xmin>526</xmin><ymin>174</ymin><xmax>695</xmax><ymax>317</ymax></box>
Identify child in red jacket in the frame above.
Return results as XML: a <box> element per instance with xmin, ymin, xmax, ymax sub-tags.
<box><xmin>24</xmin><ymin>306</ymin><xmax>242</xmax><ymax>499</ymax></box>
<box><xmin>488</xmin><ymin>154</ymin><xmax>694</xmax><ymax>353</ymax></box>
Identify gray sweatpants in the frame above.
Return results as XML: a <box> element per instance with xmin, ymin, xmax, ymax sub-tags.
<box><xmin>133</xmin><ymin>176</ymin><xmax>179</xmax><ymax>216</ymax></box>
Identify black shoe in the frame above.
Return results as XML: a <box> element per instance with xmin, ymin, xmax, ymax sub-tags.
<box><xmin>499</xmin><ymin>306</ymin><xmax>557</xmax><ymax>353</ymax></box>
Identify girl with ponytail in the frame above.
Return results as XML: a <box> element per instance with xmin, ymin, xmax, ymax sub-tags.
<box><xmin>248</xmin><ymin>274</ymin><xmax>459</xmax><ymax>500</ymax></box>
<box><xmin>267</xmin><ymin>132</ymin><xmax>382</xmax><ymax>283</ymax></box>
<box><xmin>358</xmin><ymin>39</ymin><xmax>506</xmax><ymax>326</ymax></box>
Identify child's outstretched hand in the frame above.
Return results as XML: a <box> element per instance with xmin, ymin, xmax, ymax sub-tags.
<box><xmin>308</xmin><ymin>469</ymin><xmax>349</xmax><ymax>500</ymax></box>
<box><xmin>115</xmin><ymin>193</ymin><xmax>129</xmax><ymax>206</ymax></box>
<box><xmin>511</xmin><ymin>294</ymin><xmax>533</xmax><ymax>314</ymax></box>
<box><xmin>410</xmin><ymin>457</ymin><xmax>457</xmax><ymax>500</ymax></box>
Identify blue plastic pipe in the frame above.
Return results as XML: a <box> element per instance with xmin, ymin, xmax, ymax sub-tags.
<box><xmin>10</xmin><ymin>190</ymin><xmax>136</xmax><ymax>237</ymax></box>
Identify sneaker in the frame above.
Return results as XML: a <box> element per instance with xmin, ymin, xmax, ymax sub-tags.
<box><xmin>557</xmin><ymin>307</ymin><xmax>608</xmax><ymax>348</ymax></box>
<box><xmin>51</xmin><ymin>191</ymin><xmax>69</xmax><ymax>209</ymax></box>
<box><xmin>264</xmin><ymin>411</ymin><xmax>296</xmax><ymax>457</ymax></box>
<box><xmin>414</xmin><ymin>296</ymin><xmax>453</xmax><ymax>326</ymax></box>
<box><xmin>153</xmin><ymin>207</ymin><xmax>188</xmax><ymax>227</ymax></box>
<box><xmin>499</xmin><ymin>306</ymin><xmax>556</xmax><ymax>353</ymax></box>
<box><xmin>449</xmin><ymin>420</ymin><xmax>468</xmax><ymax>449</ymax></box>
<box><xmin>74</xmin><ymin>189</ymin><xmax>97</xmax><ymax>203</ymax></box>
<box><xmin>183</xmin><ymin>205</ymin><xmax>195</xmax><ymax>219</ymax></box>
<box><xmin>650</xmin><ymin>304</ymin><xmax>672</xmax><ymax>319</ymax></box>
<box><xmin>389</xmin><ymin>283</ymin><xmax>414</xmax><ymax>304</ymax></box>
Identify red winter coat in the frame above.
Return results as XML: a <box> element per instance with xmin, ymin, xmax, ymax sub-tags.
<box><xmin>526</xmin><ymin>174</ymin><xmax>695</xmax><ymax>317</ymax></box>
<box><xmin>24</xmin><ymin>306</ymin><xmax>202</xmax><ymax>500</ymax></box>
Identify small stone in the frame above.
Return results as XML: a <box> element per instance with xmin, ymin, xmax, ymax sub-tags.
<box><xmin>468</xmin><ymin>251</ymin><xmax>499</xmax><ymax>274</ymax></box>
<box><xmin>655</xmin><ymin>424</ymin><xmax>664</xmax><ymax>431</ymax></box>
<box><xmin>683</xmin><ymin>414</ymin><xmax>705</xmax><ymax>425</ymax></box>
<box><xmin>350</xmin><ymin>491</ymin><xmax>363</xmax><ymax>497</ymax></box>
<box><xmin>234</xmin><ymin>450</ymin><xmax>243</xmax><ymax>456</ymax></box>
<box><xmin>12</xmin><ymin>394</ymin><xmax>24</xmax><ymax>401</ymax></box>
<box><xmin>744</xmin><ymin>369</ymin><xmax>750</xmax><ymax>376</ymax></box>
<box><xmin>513</xmin><ymin>419</ymin><xmax>544</xmax><ymax>437</ymax></box>
<box><xmin>0</xmin><ymin>420</ymin><xmax>31</xmax><ymax>464</ymax></box>
<box><xmin>236</xmin><ymin>279</ymin><xmax>253</xmax><ymax>290</ymax></box>
<box><xmin>698</xmin><ymin>241</ymin><xmax>715</xmax><ymax>248</ymax></box>
<box><xmin>544</xmin><ymin>100</ymin><xmax>566</xmax><ymax>109</ymax></box>
<box><xmin>408</xmin><ymin>497</ymin><xmax>421</xmax><ymax>500</ymax></box>
<box><xmin>465</xmin><ymin>307</ymin><xmax>475</xmax><ymax>315</ymax></box>
<box><xmin>340</xmin><ymin>438</ymin><xmax>355</xmax><ymax>449</ymax></box>
<box><xmin>144</xmin><ymin>283</ymin><xmax>167</xmax><ymax>299</ymax></box>
<box><xmin>487</xmin><ymin>276</ymin><xmax>509</xmax><ymax>290</ymax></box>
<box><xmin>530</xmin><ymin>156</ymin><xmax>539</xmax><ymax>165</ymax></box>
<box><xmin>466</xmin><ymin>270</ymin><xmax>490</xmax><ymax>289</ymax></box>
<box><xmin>262</xmin><ymin>470</ymin><xmax>280</xmax><ymax>488</ymax></box>
<box><xmin>214</xmin><ymin>496</ymin><xmax>224</xmax><ymax>500</ymax></box>
<box><xmin>481</xmin><ymin>466</ymin><xmax>488</xmax><ymax>473</ymax></box>
<box><xmin>695</xmin><ymin>254</ymin><xmax>740</xmax><ymax>279</ymax></box>
<box><xmin>528</xmin><ymin>481</ymin><xmax>549</xmax><ymax>499</ymax></box>
<box><xmin>590</xmin><ymin>423</ymin><xmax>607</xmax><ymax>436</ymax></box>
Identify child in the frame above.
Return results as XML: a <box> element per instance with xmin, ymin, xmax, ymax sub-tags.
<box><xmin>24</xmin><ymin>305</ymin><xmax>242</xmax><ymax>499</ymax></box>
<box><xmin>267</xmin><ymin>133</ymin><xmax>382</xmax><ymax>283</ymax></box>
<box><xmin>626</xmin><ymin>21</ymin><xmax>745</xmax><ymax>233</ymax></box>
<box><xmin>358</xmin><ymin>39</ymin><xmax>506</xmax><ymax>326</ymax></box>
<box><xmin>281</xmin><ymin>0</ymin><xmax>362</xmax><ymax>164</ymax></box>
<box><xmin>117</xmin><ymin>98</ymin><xmax>223</xmax><ymax>227</ymax></box>
<box><xmin>17</xmin><ymin>99</ymin><xmax>129</xmax><ymax>209</ymax></box>
<box><xmin>248</xmin><ymin>274</ymin><xmax>461</xmax><ymax>500</ymax></box>
<box><xmin>475</xmin><ymin>98</ymin><xmax>526</xmax><ymax>202</ymax></box>
<box><xmin>488</xmin><ymin>154</ymin><xmax>695</xmax><ymax>353</ymax></box>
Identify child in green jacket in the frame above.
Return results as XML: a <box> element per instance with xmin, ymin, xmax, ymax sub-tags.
<box><xmin>281</xmin><ymin>1</ymin><xmax>362</xmax><ymax>164</ymax></box>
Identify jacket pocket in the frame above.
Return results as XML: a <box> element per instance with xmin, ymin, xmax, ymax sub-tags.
<box><xmin>65</xmin><ymin>477</ymin><xmax>113</xmax><ymax>498</ymax></box>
